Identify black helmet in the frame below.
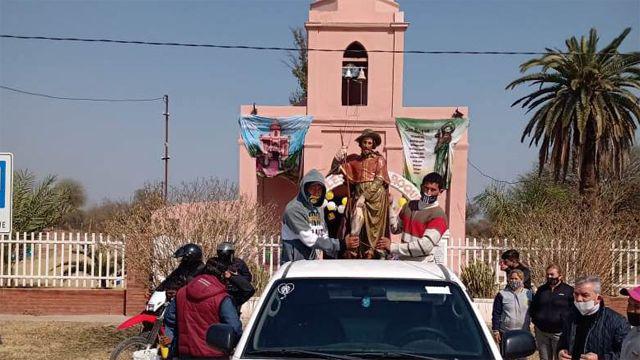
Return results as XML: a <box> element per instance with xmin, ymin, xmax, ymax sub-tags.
<box><xmin>173</xmin><ymin>243</ymin><xmax>203</xmax><ymax>264</ymax></box>
<box><xmin>216</xmin><ymin>241</ymin><xmax>235</xmax><ymax>265</ymax></box>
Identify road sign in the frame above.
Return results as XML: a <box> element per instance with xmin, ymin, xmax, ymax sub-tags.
<box><xmin>0</xmin><ymin>153</ymin><xmax>13</xmax><ymax>234</ymax></box>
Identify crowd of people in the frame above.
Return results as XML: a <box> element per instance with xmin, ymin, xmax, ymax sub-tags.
<box><xmin>491</xmin><ymin>250</ymin><xmax>639</xmax><ymax>360</ymax></box>
<box><xmin>151</xmin><ymin>129</ymin><xmax>639</xmax><ymax>359</ymax></box>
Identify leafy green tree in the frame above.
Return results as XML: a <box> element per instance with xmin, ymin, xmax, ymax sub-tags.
<box><xmin>55</xmin><ymin>178</ymin><xmax>87</xmax><ymax>230</ymax></box>
<box><xmin>285</xmin><ymin>27</ymin><xmax>308</xmax><ymax>105</ymax></box>
<box><xmin>12</xmin><ymin>170</ymin><xmax>74</xmax><ymax>233</ymax></box>
<box><xmin>506</xmin><ymin>28</ymin><xmax>640</xmax><ymax>197</ymax></box>
<box><xmin>474</xmin><ymin>169</ymin><xmax>576</xmax><ymax>237</ymax></box>
<box><xmin>83</xmin><ymin>200</ymin><xmax>130</xmax><ymax>232</ymax></box>
<box><xmin>476</xmin><ymin>147</ymin><xmax>639</xmax><ymax>238</ymax></box>
<box><xmin>54</xmin><ymin>178</ymin><xmax>86</xmax><ymax>208</ymax></box>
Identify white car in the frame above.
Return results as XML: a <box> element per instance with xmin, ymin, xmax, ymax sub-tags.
<box><xmin>207</xmin><ymin>260</ymin><xmax>536</xmax><ymax>360</ymax></box>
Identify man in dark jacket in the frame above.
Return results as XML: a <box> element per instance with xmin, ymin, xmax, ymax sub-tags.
<box><xmin>211</xmin><ymin>241</ymin><xmax>255</xmax><ymax>313</ymax></box>
<box><xmin>530</xmin><ymin>264</ymin><xmax>574</xmax><ymax>360</ymax></box>
<box><xmin>172</xmin><ymin>257</ymin><xmax>242</xmax><ymax>359</ymax></box>
<box><xmin>501</xmin><ymin>249</ymin><xmax>532</xmax><ymax>290</ymax></box>
<box><xmin>558</xmin><ymin>275</ymin><xmax>629</xmax><ymax>360</ymax></box>
<box><xmin>157</xmin><ymin>243</ymin><xmax>205</xmax><ymax>291</ymax></box>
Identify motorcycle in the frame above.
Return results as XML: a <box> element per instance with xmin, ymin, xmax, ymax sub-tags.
<box><xmin>110</xmin><ymin>291</ymin><xmax>171</xmax><ymax>360</ymax></box>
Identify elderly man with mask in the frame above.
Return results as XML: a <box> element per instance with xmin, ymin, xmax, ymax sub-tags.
<box><xmin>558</xmin><ymin>275</ymin><xmax>630</xmax><ymax>360</ymax></box>
<box><xmin>620</xmin><ymin>285</ymin><xmax>640</xmax><ymax>360</ymax></box>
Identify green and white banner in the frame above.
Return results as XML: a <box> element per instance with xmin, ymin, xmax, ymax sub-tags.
<box><xmin>395</xmin><ymin>117</ymin><xmax>468</xmax><ymax>189</ymax></box>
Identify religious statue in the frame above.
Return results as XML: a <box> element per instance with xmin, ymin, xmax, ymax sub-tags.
<box><xmin>433</xmin><ymin>121</ymin><xmax>455</xmax><ymax>189</ymax></box>
<box><xmin>332</xmin><ymin>129</ymin><xmax>390</xmax><ymax>259</ymax></box>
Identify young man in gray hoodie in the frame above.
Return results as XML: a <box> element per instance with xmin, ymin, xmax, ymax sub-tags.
<box><xmin>280</xmin><ymin>169</ymin><xmax>358</xmax><ymax>264</ymax></box>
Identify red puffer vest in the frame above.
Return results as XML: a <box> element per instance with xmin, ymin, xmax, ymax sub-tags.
<box><xmin>176</xmin><ymin>274</ymin><xmax>229</xmax><ymax>358</ymax></box>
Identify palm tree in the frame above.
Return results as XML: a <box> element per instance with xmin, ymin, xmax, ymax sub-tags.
<box><xmin>12</xmin><ymin>170</ymin><xmax>74</xmax><ymax>233</ymax></box>
<box><xmin>506</xmin><ymin>28</ymin><xmax>640</xmax><ymax>197</ymax></box>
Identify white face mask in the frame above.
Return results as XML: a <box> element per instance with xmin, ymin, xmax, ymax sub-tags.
<box><xmin>575</xmin><ymin>300</ymin><xmax>600</xmax><ymax>315</ymax></box>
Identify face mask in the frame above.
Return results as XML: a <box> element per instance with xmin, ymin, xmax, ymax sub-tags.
<box><xmin>575</xmin><ymin>300</ymin><xmax>600</xmax><ymax>316</ymax></box>
<box><xmin>547</xmin><ymin>278</ymin><xmax>560</xmax><ymax>286</ymax></box>
<box><xmin>305</xmin><ymin>184</ymin><xmax>324</xmax><ymax>206</ymax></box>
<box><xmin>421</xmin><ymin>193</ymin><xmax>438</xmax><ymax>204</ymax></box>
<box><xmin>508</xmin><ymin>280</ymin><xmax>523</xmax><ymax>290</ymax></box>
<box><xmin>628</xmin><ymin>313</ymin><xmax>640</xmax><ymax>327</ymax></box>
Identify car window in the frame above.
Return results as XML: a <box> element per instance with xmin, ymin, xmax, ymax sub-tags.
<box><xmin>243</xmin><ymin>278</ymin><xmax>492</xmax><ymax>359</ymax></box>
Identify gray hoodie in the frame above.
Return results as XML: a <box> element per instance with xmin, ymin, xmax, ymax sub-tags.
<box><xmin>280</xmin><ymin>169</ymin><xmax>342</xmax><ymax>264</ymax></box>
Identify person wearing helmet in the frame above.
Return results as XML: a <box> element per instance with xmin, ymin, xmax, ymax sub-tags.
<box><xmin>157</xmin><ymin>243</ymin><xmax>205</xmax><ymax>291</ymax></box>
<box><xmin>211</xmin><ymin>241</ymin><xmax>255</xmax><ymax>314</ymax></box>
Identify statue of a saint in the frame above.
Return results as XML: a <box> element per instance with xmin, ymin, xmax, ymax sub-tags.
<box><xmin>332</xmin><ymin>129</ymin><xmax>390</xmax><ymax>259</ymax></box>
<box><xmin>433</xmin><ymin>122</ymin><xmax>455</xmax><ymax>189</ymax></box>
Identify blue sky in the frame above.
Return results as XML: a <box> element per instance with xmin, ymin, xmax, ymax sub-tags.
<box><xmin>1</xmin><ymin>0</ymin><xmax>638</xmax><ymax>205</ymax></box>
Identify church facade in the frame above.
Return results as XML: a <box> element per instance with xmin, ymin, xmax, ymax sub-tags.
<box><xmin>238</xmin><ymin>0</ymin><xmax>469</xmax><ymax>240</ymax></box>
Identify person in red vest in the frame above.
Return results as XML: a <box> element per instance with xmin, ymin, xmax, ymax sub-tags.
<box><xmin>174</xmin><ymin>257</ymin><xmax>243</xmax><ymax>359</ymax></box>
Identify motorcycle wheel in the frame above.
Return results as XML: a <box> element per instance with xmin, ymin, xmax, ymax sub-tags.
<box><xmin>109</xmin><ymin>336</ymin><xmax>153</xmax><ymax>360</ymax></box>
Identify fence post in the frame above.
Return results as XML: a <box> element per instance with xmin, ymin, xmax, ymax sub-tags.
<box><xmin>67</xmin><ymin>232</ymin><xmax>72</xmax><ymax>288</ymax></box>
<box><xmin>269</xmin><ymin>236</ymin><xmax>274</xmax><ymax>276</ymax></box>
<box><xmin>0</xmin><ymin>234</ymin><xmax>4</xmax><ymax>287</ymax></box>
<box><xmin>121</xmin><ymin>235</ymin><xmax>126</xmax><ymax>289</ymax></box>
<box><xmin>83</xmin><ymin>233</ymin><xmax>88</xmax><ymax>288</ymax></box>
<box><xmin>37</xmin><ymin>233</ymin><xmax>42</xmax><ymax>287</ymax></box>
<box><xmin>98</xmin><ymin>234</ymin><xmax>103</xmax><ymax>288</ymax></box>
<box><xmin>45</xmin><ymin>233</ymin><xmax>50</xmax><ymax>287</ymax></box>
<box><xmin>91</xmin><ymin>233</ymin><xmax>96</xmax><ymax>288</ymax></box>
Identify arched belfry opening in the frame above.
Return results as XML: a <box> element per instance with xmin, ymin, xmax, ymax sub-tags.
<box><xmin>341</xmin><ymin>42</ymin><xmax>368</xmax><ymax>106</ymax></box>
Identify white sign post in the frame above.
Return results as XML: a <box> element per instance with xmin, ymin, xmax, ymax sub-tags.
<box><xmin>0</xmin><ymin>153</ymin><xmax>13</xmax><ymax>234</ymax></box>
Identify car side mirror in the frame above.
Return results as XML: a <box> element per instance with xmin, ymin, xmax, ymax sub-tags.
<box><xmin>206</xmin><ymin>324</ymin><xmax>239</xmax><ymax>354</ymax></box>
<box><xmin>501</xmin><ymin>330</ymin><xmax>536</xmax><ymax>359</ymax></box>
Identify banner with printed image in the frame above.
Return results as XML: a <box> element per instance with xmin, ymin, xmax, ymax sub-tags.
<box><xmin>238</xmin><ymin>115</ymin><xmax>313</xmax><ymax>178</ymax></box>
<box><xmin>395</xmin><ymin>117</ymin><xmax>468</xmax><ymax>189</ymax></box>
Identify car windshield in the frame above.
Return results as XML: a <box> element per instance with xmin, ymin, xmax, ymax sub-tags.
<box><xmin>243</xmin><ymin>278</ymin><xmax>492</xmax><ymax>359</ymax></box>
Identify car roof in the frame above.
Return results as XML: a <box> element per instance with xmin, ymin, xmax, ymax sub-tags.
<box><xmin>274</xmin><ymin>260</ymin><xmax>455</xmax><ymax>282</ymax></box>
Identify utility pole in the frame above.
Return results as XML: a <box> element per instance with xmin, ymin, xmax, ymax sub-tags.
<box><xmin>162</xmin><ymin>95</ymin><xmax>169</xmax><ymax>203</ymax></box>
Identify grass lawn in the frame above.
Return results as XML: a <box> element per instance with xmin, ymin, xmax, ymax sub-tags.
<box><xmin>0</xmin><ymin>321</ymin><xmax>137</xmax><ymax>360</ymax></box>
<box><xmin>0</xmin><ymin>320</ymin><xmax>542</xmax><ymax>360</ymax></box>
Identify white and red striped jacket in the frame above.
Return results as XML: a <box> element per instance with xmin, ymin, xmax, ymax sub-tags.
<box><xmin>389</xmin><ymin>200</ymin><xmax>448</xmax><ymax>261</ymax></box>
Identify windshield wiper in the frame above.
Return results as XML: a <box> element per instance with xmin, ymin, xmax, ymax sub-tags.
<box><xmin>248</xmin><ymin>349</ymin><xmax>361</xmax><ymax>360</ymax></box>
<box><xmin>346</xmin><ymin>351</ymin><xmax>447</xmax><ymax>360</ymax></box>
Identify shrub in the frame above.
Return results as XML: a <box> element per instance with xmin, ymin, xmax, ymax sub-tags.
<box><xmin>104</xmin><ymin>179</ymin><xmax>279</xmax><ymax>290</ymax></box>
<box><xmin>461</xmin><ymin>261</ymin><xmax>497</xmax><ymax>299</ymax></box>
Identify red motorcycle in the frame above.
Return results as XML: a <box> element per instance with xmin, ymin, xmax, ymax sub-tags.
<box><xmin>110</xmin><ymin>291</ymin><xmax>169</xmax><ymax>360</ymax></box>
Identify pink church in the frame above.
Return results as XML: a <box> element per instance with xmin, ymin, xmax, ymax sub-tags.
<box><xmin>239</xmin><ymin>0</ymin><xmax>469</xmax><ymax>241</ymax></box>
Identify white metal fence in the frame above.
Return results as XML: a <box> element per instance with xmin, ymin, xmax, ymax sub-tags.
<box><xmin>447</xmin><ymin>238</ymin><xmax>639</xmax><ymax>294</ymax></box>
<box><xmin>258</xmin><ymin>235</ymin><xmax>281</xmax><ymax>276</ymax></box>
<box><xmin>256</xmin><ymin>236</ymin><xmax>639</xmax><ymax>293</ymax></box>
<box><xmin>0</xmin><ymin>232</ymin><xmax>125</xmax><ymax>288</ymax></box>
<box><xmin>2</xmin><ymin>232</ymin><xmax>638</xmax><ymax>293</ymax></box>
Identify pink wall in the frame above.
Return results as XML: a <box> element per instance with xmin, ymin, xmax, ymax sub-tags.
<box><xmin>239</xmin><ymin>0</ymin><xmax>469</xmax><ymax>240</ymax></box>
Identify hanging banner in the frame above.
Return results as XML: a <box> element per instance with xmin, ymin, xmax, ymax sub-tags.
<box><xmin>396</xmin><ymin>117</ymin><xmax>469</xmax><ymax>189</ymax></box>
<box><xmin>238</xmin><ymin>115</ymin><xmax>313</xmax><ymax>178</ymax></box>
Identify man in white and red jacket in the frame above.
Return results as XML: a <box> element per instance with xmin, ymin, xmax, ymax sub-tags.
<box><xmin>174</xmin><ymin>257</ymin><xmax>243</xmax><ymax>359</ymax></box>
<box><xmin>376</xmin><ymin>172</ymin><xmax>448</xmax><ymax>262</ymax></box>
